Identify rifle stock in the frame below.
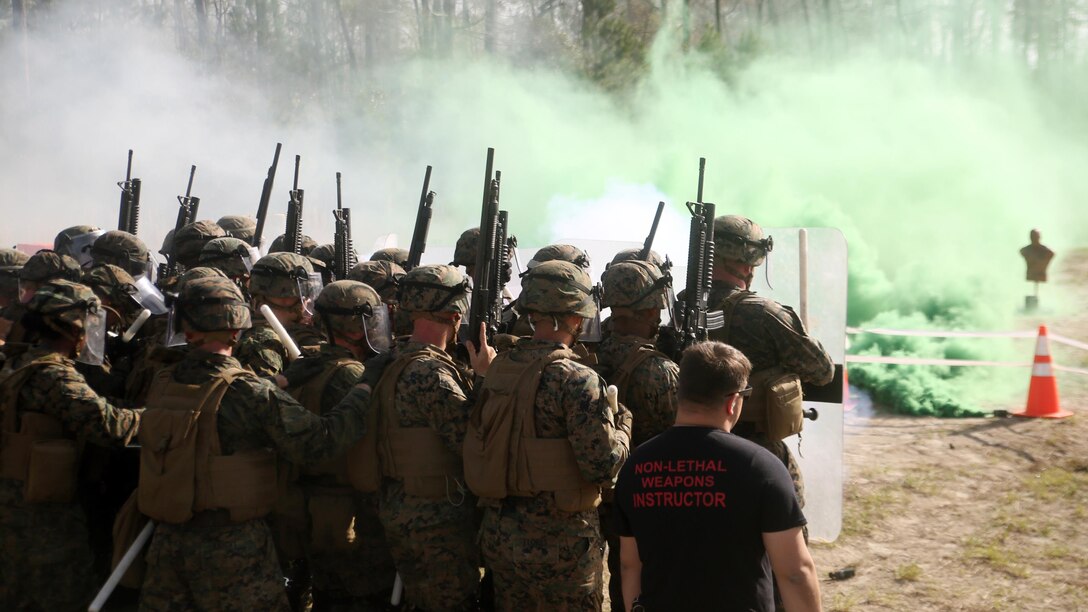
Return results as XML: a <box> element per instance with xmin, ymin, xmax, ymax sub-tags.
<box><xmin>285</xmin><ymin>155</ymin><xmax>304</xmax><ymax>254</ymax></box>
<box><xmin>333</xmin><ymin>171</ymin><xmax>357</xmax><ymax>280</ymax></box>
<box><xmin>117</xmin><ymin>149</ymin><xmax>141</xmax><ymax>235</ymax></box>
<box><xmin>406</xmin><ymin>165</ymin><xmax>435</xmax><ymax>271</ymax></box>
<box><xmin>252</xmin><ymin>143</ymin><xmax>282</xmax><ymax>249</ymax></box>
<box><xmin>638</xmin><ymin>201</ymin><xmax>665</xmax><ymax>261</ymax></box>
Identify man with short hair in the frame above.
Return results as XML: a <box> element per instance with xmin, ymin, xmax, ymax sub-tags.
<box><xmin>614</xmin><ymin>341</ymin><xmax>821</xmax><ymax>612</ymax></box>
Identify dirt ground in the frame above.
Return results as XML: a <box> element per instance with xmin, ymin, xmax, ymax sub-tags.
<box><xmin>809</xmin><ymin>250</ymin><xmax>1088</xmax><ymax>611</ymax></box>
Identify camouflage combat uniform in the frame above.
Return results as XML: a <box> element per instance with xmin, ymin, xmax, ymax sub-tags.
<box><xmin>236</xmin><ymin>321</ymin><xmax>325</xmax><ymax>376</ymax></box>
<box><xmin>138</xmin><ymin>277</ymin><xmax>372</xmax><ymax>612</ymax></box>
<box><xmin>0</xmin><ymin>282</ymin><xmax>141</xmax><ymax>611</ymax></box>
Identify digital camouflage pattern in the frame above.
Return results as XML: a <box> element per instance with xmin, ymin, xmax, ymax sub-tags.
<box><xmin>347</xmin><ymin>260</ymin><xmax>405</xmax><ymax>304</ymax></box>
<box><xmin>173</xmin><ymin>221</ymin><xmax>227</xmax><ymax>269</ymax></box>
<box><xmin>0</xmin><ymin>346</ymin><xmax>140</xmax><ymax>611</ymax></box>
<box><xmin>314</xmin><ymin>280</ymin><xmax>384</xmax><ymax>340</ymax></box>
<box><xmin>518</xmin><ymin>260</ymin><xmax>597</xmax><ymax>318</ymax></box>
<box><xmin>138</xmin><ymin>349</ymin><xmax>372</xmax><ymax>612</ymax></box>
<box><xmin>199</xmin><ymin>237</ymin><xmax>253</xmax><ymax>280</ymax></box>
<box><xmin>608</xmin><ymin>247</ymin><xmax>664</xmax><ymax>271</ymax></box>
<box><xmin>269</xmin><ymin>233</ymin><xmax>318</xmax><ymax>256</ymax></box>
<box><xmin>714</xmin><ymin>215</ymin><xmax>772</xmax><ymax>267</ymax></box>
<box><xmin>397</xmin><ymin>264</ymin><xmax>470</xmax><ymax>314</ymax></box>
<box><xmin>527</xmin><ymin>244</ymin><xmax>591</xmax><ymax>269</ymax></box>
<box><xmin>0</xmin><ymin>248</ymin><xmax>30</xmax><ymax>299</ymax></box>
<box><xmin>175</xmin><ymin>275</ymin><xmax>251</xmax><ymax>334</ymax></box>
<box><xmin>216</xmin><ymin>215</ymin><xmax>257</xmax><ymax>243</ymax></box>
<box><xmin>451</xmin><ymin>228</ymin><xmax>479</xmax><ymax>267</ymax></box>
<box><xmin>281</xmin><ymin>343</ymin><xmax>397</xmax><ymax>608</ymax></box>
<box><xmin>250</xmin><ymin>252</ymin><xmax>314</xmax><ymax>300</ymax></box>
<box><xmin>27</xmin><ymin>279</ymin><xmax>101</xmax><ymax>333</ymax></box>
<box><xmin>361</xmin><ymin>338</ymin><xmax>479</xmax><ymax>611</ymax></box>
<box><xmin>601</xmin><ymin>260</ymin><xmax>668</xmax><ymax>311</ymax></box>
<box><xmin>235</xmin><ymin>321</ymin><xmax>325</xmax><ymax>377</ymax></box>
<box><xmin>478</xmin><ymin>338</ymin><xmax>631</xmax><ymax>611</ymax></box>
<box><xmin>83</xmin><ymin>263</ymin><xmax>140</xmax><ymax>317</ymax></box>
<box><xmin>19</xmin><ymin>250</ymin><xmax>82</xmax><ymax>283</ymax></box>
<box><xmin>91</xmin><ymin>231</ymin><xmax>151</xmax><ymax>278</ymax></box>
<box><xmin>369</xmin><ymin>247</ymin><xmax>409</xmax><ymax>267</ymax></box>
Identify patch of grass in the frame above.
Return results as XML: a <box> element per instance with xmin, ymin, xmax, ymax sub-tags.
<box><xmin>895</xmin><ymin>562</ymin><xmax>923</xmax><ymax>582</ymax></box>
<box><xmin>901</xmin><ymin>473</ymin><xmax>940</xmax><ymax>495</ymax></box>
<box><xmin>842</xmin><ymin>483</ymin><xmax>901</xmax><ymax>537</ymax></box>
<box><xmin>1025</xmin><ymin>467</ymin><xmax>1088</xmax><ymax>501</ymax></box>
<box><xmin>827</xmin><ymin>592</ymin><xmax>861</xmax><ymax>612</ymax></box>
<box><xmin>963</xmin><ymin>537</ymin><xmax>1030</xmax><ymax>578</ymax></box>
<box><xmin>996</xmin><ymin>513</ymin><xmax>1053</xmax><ymax>538</ymax></box>
<box><xmin>1043</xmin><ymin>544</ymin><xmax>1071</xmax><ymax>559</ymax></box>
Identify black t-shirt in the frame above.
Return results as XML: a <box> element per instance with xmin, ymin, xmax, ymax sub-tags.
<box><xmin>614</xmin><ymin>426</ymin><xmax>806</xmax><ymax>611</ymax></box>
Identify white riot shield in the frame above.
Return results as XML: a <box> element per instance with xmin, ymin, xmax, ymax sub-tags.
<box><xmin>748</xmin><ymin>227</ymin><xmax>847</xmax><ymax>542</ymax></box>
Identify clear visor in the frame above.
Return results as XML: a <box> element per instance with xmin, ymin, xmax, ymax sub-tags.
<box><xmin>298</xmin><ymin>272</ymin><xmax>324</xmax><ymax>316</ymax></box>
<box><xmin>69</xmin><ymin>230</ymin><xmax>106</xmax><ymax>268</ymax></box>
<box><xmin>362</xmin><ymin>303</ymin><xmax>393</xmax><ymax>354</ymax></box>
<box><xmin>163</xmin><ymin>306</ymin><xmax>187</xmax><ymax>347</ymax></box>
<box><xmin>77</xmin><ymin>305</ymin><xmax>107</xmax><ymax>366</ymax></box>
<box><xmin>580</xmin><ymin>312</ymin><xmax>603</xmax><ymax>343</ymax></box>
<box><xmin>243</xmin><ymin>247</ymin><xmax>261</xmax><ymax>273</ymax></box>
<box><xmin>134</xmin><ymin>276</ymin><xmax>170</xmax><ymax>315</ymax></box>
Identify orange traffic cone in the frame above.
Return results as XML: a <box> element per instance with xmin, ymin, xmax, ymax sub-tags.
<box><xmin>1014</xmin><ymin>325</ymin><xmax>1073</xmax><ymax>419</ymax></box>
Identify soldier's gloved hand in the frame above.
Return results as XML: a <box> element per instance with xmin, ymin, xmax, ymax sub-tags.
<box><xmin>282</xmin><ymin>357</ymin><xmax>326</xmax><ymax>388</ymax></box>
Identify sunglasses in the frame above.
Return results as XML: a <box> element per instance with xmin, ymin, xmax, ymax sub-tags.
<box><xmin>733</xmin><ymin>386</ymin><xmax>753</xmax><ymax>398</ymax></box>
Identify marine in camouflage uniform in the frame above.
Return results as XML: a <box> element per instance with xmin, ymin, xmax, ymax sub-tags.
<box><xmin>137</xmin><ymin>276</ymin><xmax>372</xmax><ymax>612</ymax></box>
<box><xmin>269</xmin><ymin>233</ymin><xmax>318</xmax><ymax>256</ymax></box>
<box><xmin>173</xmin><ymin>220</ymin><xmax>227</xmax><ymax>271</ymax></box>
<box><xmin>90</xmin><ymin>230</ymin><xmax>152</xmax><ymax>280</ymax></box>
<box><xmin>347</xmin><ymin>259</ymin><xmax>409</xmax><ymax>337</ymax></box>
<box><xmin>236</xmin><ymin>253</ymin><xmax>325</xmax><ymax>377</ymax></box>
<box><xmin>54</xmin><ymin>225</ymin><xmax>104</xmax><ymax>268</ymax></box>
<box><xmin>0</xmin><ymin>248</ymin><xmax>30</xmax><ymax>346</ymax></box>
<box><xmin>4</xmin><ymin>250</ymin><xmax>83</xmax><ymax>347</ymax></box>
<box><xmin>199</xmin><ymin>237</ymin><xmax>257</xmax><ymax>300</ymax></box>
<box><xmin>364</xmin><ymin>264</ymin><xmax>490</xmax><ymax>611</ymax></box>
<box><xmin>281</xmin><ymin>280</ymin><xmax>396</xmax><ymax>611</ymax></box>
<box><xmin>0</xmin><ymin>280</ymin><xmax>141</xmax><ymax>611</ymax></box>
<box><xmin>500</xmin><ymin>244</ymin><xmax>592</xmax><ymax>350</ymax></box>
<box><xmin>705</xmin><ymin>215</ymin><xmax>834</xmax><ymax>512</ymax></box>
<box><xmin>369</xmin><ymin>247</ymin><xmax>409</xmax><ymax>268</ymax></box>
<box><xmin>595</xmin><ymin>260</ymin><xmax>679</xmax><ymax>609</ymax></box>
<box><xmin>472</xmin><ymin>260</ymin><xmax>631</xmax><ymax>612</ymax></box>
<box><xmin>216</xmin><ymin>215</ymin><xmax>257</xmax><ymax>244</ymax></box>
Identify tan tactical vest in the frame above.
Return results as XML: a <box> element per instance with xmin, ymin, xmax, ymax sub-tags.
<box><xmin>464</xmin><ymin>348</ymin><xmax>602</xmax><ymax>512</ymax></box>
<box><xmin>291</xmin><ymin>357</ymin><xmax>359</xmax><ymax>483</ymax></box>
<box><xmin>715</xmin><ymin>291</ymin><xmax>805</xmax><ymax>440</ymax></box>
<box><xmin>0</xmin><ymin>354</ymin><xmax>80</xmax><ymax>503</ymax></box>
<box><xmin>138</xmin><ymin>366</ymin><xmax>277</xmax><ymax>524</ymax></box>
<box><xmin>373</xmin><ymin>347</ymin><xmax>465</xmax><ymax>500</ymax></box>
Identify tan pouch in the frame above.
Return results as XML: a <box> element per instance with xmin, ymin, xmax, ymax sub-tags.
<box><xmin>463</xmin><ymin>389</ymin><xmax>516</xmax><ymax>499</ymax></box>
<box><xmin>138</xmin><ymin>408</ymin><xmax>200</xmax><ymax>524</ymax></box>
<box><xmin>749</xmin><ymin>368</ymin><xmax>804</xmax><ymax>441</ymax></box>
<box><xmin>24</xmin><ymin>439</ymin><xmax>78</xmax><ymax>503</ymax></box>
<box><xmin>522</xmin><ymin>438</ymin><xmax>600</xmax><ymax>512</ymax></box>
<box><xmin>112</xmin><ymin>490</ymin><xmax>149</xmax><ymax>589</ymax></box>
<box><xmin>346</xmin><ymin>428</ymin><xmax>380</xmax><ymax>493</ymax></box>
<box><xmin>308</xmin><ymin>490</ymin><xmax>357</xmax><ymax>553</ymax></box>
<box><xmin>207</xmin><ymin>449</ymin><xmax>277</xmax><ymax>522</ymax></box>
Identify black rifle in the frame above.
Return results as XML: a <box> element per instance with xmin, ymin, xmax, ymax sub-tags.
<box><xmin>332</xmin><ymin>172</ymin><xmax>357</xmax><ymax>280</ymax></box>
<box><xmin>252</xmin><ymin>143</ymin><xmax>282</xmax><ymax>249</ymax></box>
<box><xmin>466</xmin><ymin>149</ymin><xmax>510</xmax><ymax>348</ymax></box>
<box><xmin>676</xmin><ymin>158</ymin><xmax>715</xmax><ymax>352</ymax></box>
<box><xmin>638</xmin><ymin>201</ymin><xmax>665</xmax><ymax>261</ymax></box>
<box><xmin>116</xmin><ymin>149</ymin><xmax>142</xmax><ymax>235</ymax></box>
<box><xmin>406</xmin><ymin>165</ymin><xmax>435</xmax><ymax>271</ymax></box>
<box><xmin>284</xmin><ymin>155</ymin><xmax>305</xmax><ymax>255</ymax></box>
<box><xmin>159</xmin><ymin>165</ymin><xmax>200</xmax><ymax>280</ymax></box>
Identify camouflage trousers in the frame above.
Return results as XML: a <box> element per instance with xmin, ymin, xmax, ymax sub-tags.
<box><xmin>309</xmin><ymin>490</ymin><xmax>397</xmax><ymax>610</ymax></box>
<box><xmin>378</xmin><ymin>483</ymin><xmax>479</xmax><ymax>612</ymax></box>
<box><xmin>139</xmin><ymin>516</ymin><xmax>290</xmax><ymax>612</ymax></box>
<box><xmin>479</xmin><ymin>508</ymin><xmax>604</xmax><ymax>612</ymax></box>
<box><xmin>0</xmin><ymin>488</ymin><xmax>95</xmax><ymax>611</ymax></box>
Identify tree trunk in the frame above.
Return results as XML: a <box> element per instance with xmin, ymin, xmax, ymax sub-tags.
<box><xmin>485</xmin><ymin>0</ymin><xmax>497</xmax><ymax>53</ymax></box>
<box><xmin>194</xmin><ymin>0</ymin><xmax>208</xmax><ymax>50</ymax></box>
<box><xmin>334</xmin><ymin>0</ymin><xmax>356</xmax><ymax>69</ymax></box>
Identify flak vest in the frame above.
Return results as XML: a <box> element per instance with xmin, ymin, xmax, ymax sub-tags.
<box><xmin>464</xmin><ymin>348</ymin><xmax>602</xmax><ymax>513</ymax></box>
<box><xmin>0</xmin><ymin>354</ymin><xmax>81</xmax><ymax>503</ymax></box>
<box><xmin>137</xmin><ymin>365</ymin><xmax>277</xmax><ymax>524</ymax></box>
<box><xmin>715</xmin><ymin>290</ymin><xmax>805</xmax><ymax>440</ymax></box>
<box><xmin>372</xmin><ymin>347</ymin><xmax>466</xmax><ymax>500</ymax></box>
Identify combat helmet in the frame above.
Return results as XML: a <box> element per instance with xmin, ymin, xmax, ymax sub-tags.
<box><xmin>608</xmin><ymin>248</ymin><xmax>664</xmax><ymax>271</ymax></box>
<box><xmin>91</xmin><ymin>230</ymin><xmax>151</xmax><ymax>277</ymax></box>
<box><xmin>526</xmin><ymin>244</ymin><xmax>591</xmax><ymax>271</ymax></box>
<box><xmin>370</xmin><ymin>247</ymin><xmax>409</xmax><ymax>268</ymax></box>
<box><xmin>315</xmin><ymin>280</ymin><xmax>390</xmax><ymax>352</ymax></box>
<box><xmin>451</xmin><ymin>228</ymin><xmax>480</xmax><ymax>267</ymax></box>
<box><xmin>518</xmin><ymin>260</ymin><xmax>598</xmax><ymax>319</ymax></box>
<box><xmin>54</xmin><ymin>225</ymin><xmax>104</xmax><ymax>267</ymax></box>
<box><xmin>82</xmin><ymin>263</ymin><xmax>141</xmax><ymax>317</ymax></box>
<box><xmin>20</xmin><ymin>250</ymin><xmax>82</xmax><ymax>284</ymax></box>
<box><xmin>0</xmin><ymin>248</ymin><xmax>30</xmax><ymax>299</ymax></box>
<box><xmin>216</xmin><ymin>215</ymin><xmax>257</xmax><ymax>243</ymax></box>
<box><xmin>306</xmin><ymin>244</ymin><xmax>336</xmax><ymax>284</ymax></box>
<box><xmin>269</xmin><ymin>234</ymin><xmax>318</xmax><ymax>256</ymax></box>
<box><xmin>397</xmin><ymin>264</ymin><xmax>470</xmax><ymax>314</ymax></box>
<box><xmin>173</xmin><ymin>275</ymin><xmax>251</xmax><ymax>334</ymax></box>
<box><xmin>601</xmin><ymin>260</ymin><xmax>669</xmax><ymax>312</ymax></box>
<box><xmin>199</xmin><ymin>237</ymin><xmax>256</xmax><ymax>279</ymax></box>
<box><xmin>26</xmin><ymin>279</ymin><xmax>107</xmax><ymax>365</ymax></box>
<box><xmin>249</xmin><ymin>252</ymin><xmax>319</xmax><ymax>300</ymax></box>
<box><xmin>347</xmin><ymin>260</ymin><xmax>405</xmax><ymax>304</ymax></box>
<box><xmin>174</xmin><ymin>221</ymin><xmax>227</xmax><ymax>269</ymax></box>
<box><xmin>714</xmin><ymin>215</ymin><xmax>773</xmax><ymax>267</ymax></box>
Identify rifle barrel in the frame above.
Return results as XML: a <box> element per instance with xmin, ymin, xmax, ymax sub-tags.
<box><xmin>293</xmin><ymin>155</ymin><xmax>301</xmax><ymax>191</ymax></box>
<box><xmin>185</xmin><ymin>165</ymin><xmax>196</xmax><ymax>198</ymax></box>
<box><xmin>125</xmin><ymin>149</ymin><xmax>133</xmax><ymax>182</ymax></box>
<box><xmin>697</xmin><ymin>157</ymin><xmax>706</xmax><ymax>204</ymax></box>
<box><xmin>336</xmin><ymin>172</ymin><xmax>343</xmax><ymax>210</ymax></box>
